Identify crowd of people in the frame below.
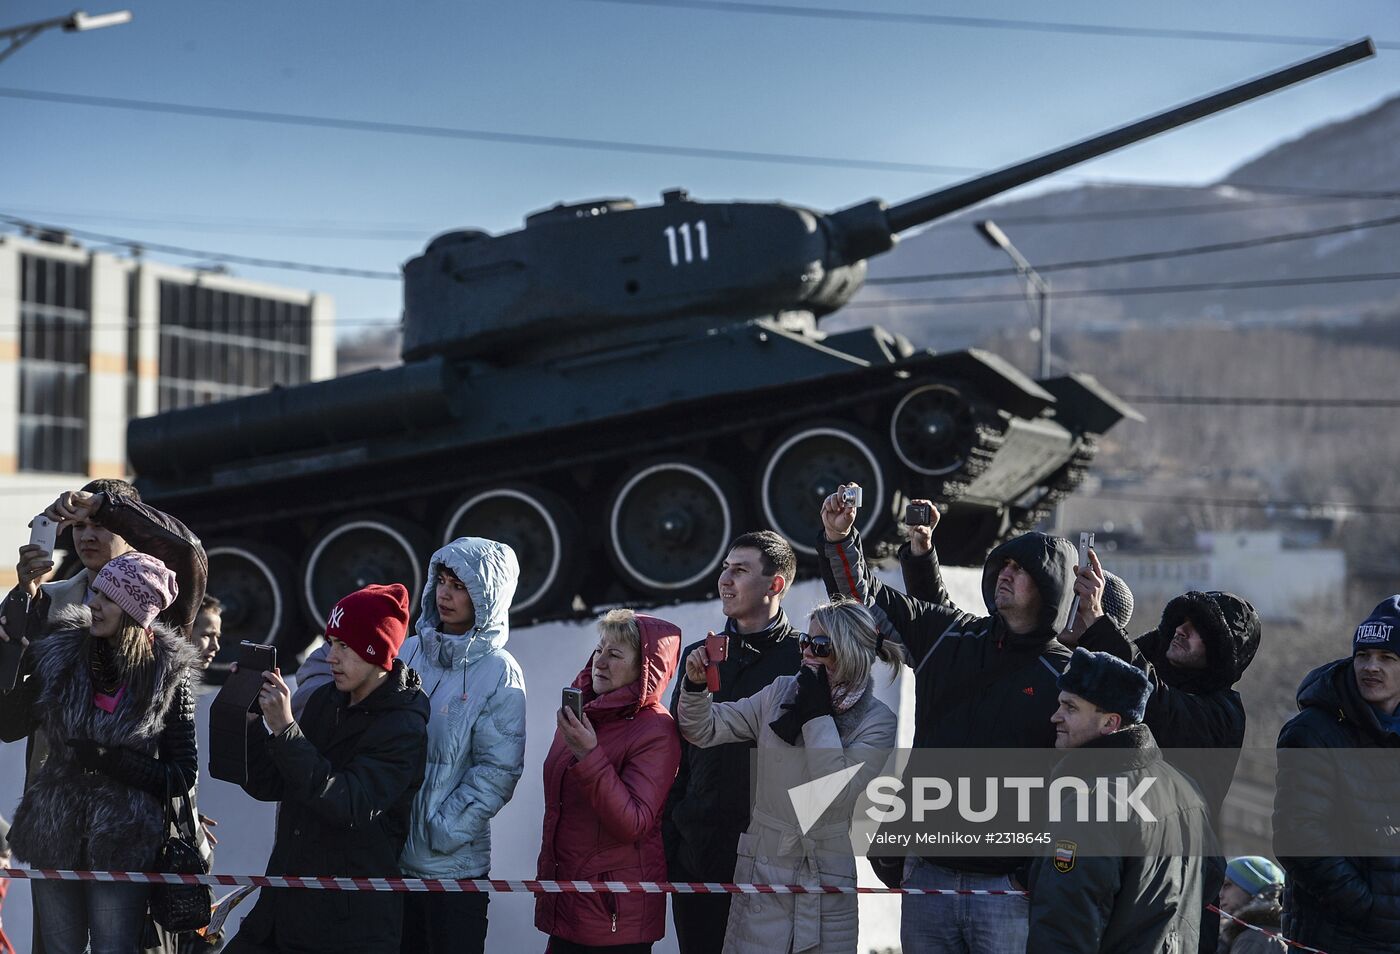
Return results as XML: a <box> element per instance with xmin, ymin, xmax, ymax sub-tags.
<box><xmin>0</xmin><ymin>478</ymin><xmax>1395</xmax><ymax>954</ymax></box>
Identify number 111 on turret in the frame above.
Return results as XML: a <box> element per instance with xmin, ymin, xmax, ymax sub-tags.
<box><xmin>664</xmin><ymin>221</ymin><xmax>709</xmax><ymax>266</ymax></box>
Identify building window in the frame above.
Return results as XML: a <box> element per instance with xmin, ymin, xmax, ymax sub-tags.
<box><xmin>156</xmin><ymin>281</ymin><xmax>312</xmax><ymax>411</ymax></box>
<box><xmin>18</xmin><ymin>254</ymin><xmax>90</xmax><ymax>474</ymax></box>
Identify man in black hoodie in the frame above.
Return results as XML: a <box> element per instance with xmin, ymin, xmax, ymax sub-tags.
<box><xmin>1273</xmin><ymin>596</ymin><xmax>1400</xmax><ymax>954</ymax></box>
<box><xmin>1070</xmin><ymin>549</ymin><xmax>1260</xmax><ymax>954</ymax></box>
<box><xmin>819</xmin><ymin>484</ymin><xmax>1076</xmax><ymax>954</ymax></box>
<box><xmin>663</xmin><ymin>531</ymin><xmax>804</xmax><ymax>954</ymax></box>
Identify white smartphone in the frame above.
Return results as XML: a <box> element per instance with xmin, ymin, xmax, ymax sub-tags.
<box><xmin>28</xmin><ymin>514</ymin><xmax>58</xmax><ymax>555</ymax></box>
<box><xmin>1065</xmin><ymin>531</ymin><xmax>1095</xmax><ymax>631</ymax></box>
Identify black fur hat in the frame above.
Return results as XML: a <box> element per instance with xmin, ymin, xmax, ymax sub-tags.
<box><xmin>1057</xmin><ymin>647</ymin><xmax>1151</xmax><ymax>725</ymax></box>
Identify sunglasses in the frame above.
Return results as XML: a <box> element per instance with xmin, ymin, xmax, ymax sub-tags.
<box><xmin>798</xmin><ymin>633</ymin><xmax>832</xmax><ymax>658</ymax></box>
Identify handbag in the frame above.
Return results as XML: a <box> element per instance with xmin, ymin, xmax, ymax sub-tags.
<box><xmin>150</xmin><ymin>768</ymin><xmax>214</xmax><ymax>932</ymax></box>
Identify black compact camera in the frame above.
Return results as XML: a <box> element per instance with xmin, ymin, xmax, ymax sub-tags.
<box><xmin>905</xmin><ymin>502</ymin><xmax>934</xmax><ymax>527</ymax></box>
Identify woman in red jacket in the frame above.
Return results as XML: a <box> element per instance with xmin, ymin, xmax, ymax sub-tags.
<box><xmin>536</xmin><ymin>608</ymin><xmax>682</xmax><ymax>953</ymax></box>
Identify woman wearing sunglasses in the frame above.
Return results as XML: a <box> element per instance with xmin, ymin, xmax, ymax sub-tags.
<box><xmin>677</xmin><ymin>597</ymin><xmax>899</xmax><ymax>954</ymax></box>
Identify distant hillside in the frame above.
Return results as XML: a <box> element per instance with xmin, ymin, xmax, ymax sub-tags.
<box><xmin>836</xmin><ymin>93</ymin><xmax>1400</xmax><ymax>353</ymax></box>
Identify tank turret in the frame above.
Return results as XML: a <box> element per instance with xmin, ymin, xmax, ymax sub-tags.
<box><xmin>127</xmin><ymin>41</ymin><xmax>1373</xmax><ymax>665</ymax></box>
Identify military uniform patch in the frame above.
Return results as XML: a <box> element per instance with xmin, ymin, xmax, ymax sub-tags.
<box><xmin>1053</xmin><ymin>839</ymin><xmax>1077</xmax><ymax>873</ymax></box>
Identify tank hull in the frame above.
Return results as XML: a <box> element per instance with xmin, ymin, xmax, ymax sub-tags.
<box><xmin>130</xmin><ymin>319</ymin><xmax>1132</xmax><ymax>663</ymax></box>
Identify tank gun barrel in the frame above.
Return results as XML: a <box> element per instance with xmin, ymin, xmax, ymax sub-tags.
<box><xmin>832</xmin><ymin>39</ymin><xmax>1374</xmax><ymax>259</ymax></box>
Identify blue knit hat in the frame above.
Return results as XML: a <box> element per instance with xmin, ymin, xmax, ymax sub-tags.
<box><xmin>1353</xmin><ymin>596</ymin><xmax>1400</xmax><ymax>656</ymax></box>
<box><xmin>1225</xmin><ymin>856</ymin><xmax>1284</xmax><ymax>896</ymax></box>
<box><xmin>1057</xmin><ymin>647</ymin><xmax>1151</xmax><ymax>725</ymax></box>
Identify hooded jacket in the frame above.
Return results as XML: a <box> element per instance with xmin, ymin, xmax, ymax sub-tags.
<box><xmin>535</xmin><ymin>615</ymin><xmax>682</xmax><ymax>946</ymax></box>
<box><xmin>1081</xmin><ymin>591</ymin><xmax>1259</xmax><ymax>954</ymax></box>
<box><xmin>1027</xmin><ymin>724</ymin><xmax>1210</xmax><ymax>954</ymax></box>
<box><xmin>1274</xmin><ymin>657</ymin><xmax>1400</xmax><ymax>953</ymax></box>
<box><xmin>232</xmin><ymin>658</ymin><xmax>430</xmax><ymax>954</ymax></box>
<box><xmin>292</xmin><ymin>538</ymin><xmax>528</xmax><ymax>879</ymax></box>
<box><xmin>0</xmin><ymin>607</ymin><xmax>199</xmax><ymax>872</ymax></box>
<box><xmin>820</xmin><ymin>529</ymin><xmax>1074</xmax><ymax>874</ymax></box>
<box><xmin>1081</xmin><ymin>591</ymin><xmax>1259</xmax><ymax>814</ymax></box>
<box><xmin>664</xmin><ymin>607</ymin><xmax>805</xmax><ymax>883</ymax></box>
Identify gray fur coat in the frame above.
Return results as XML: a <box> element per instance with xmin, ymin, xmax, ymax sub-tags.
<box><xmin>7</xmin><ymin>606</ymin><xmax>197</xmax><ymax>871</ymax></box>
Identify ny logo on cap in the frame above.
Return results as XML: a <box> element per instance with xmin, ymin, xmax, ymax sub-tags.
<box><xmin>328</xmin><ymin>606</ymin><xmax>345</xmax><ymax>629</ymax></box>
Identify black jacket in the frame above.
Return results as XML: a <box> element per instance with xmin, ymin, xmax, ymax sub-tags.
<box><xmin>663</xmin><ymin>608</ymin><xmax>804</xmax><ymax>881</ymax></box>
<box><xmin>1081</xmin><ymin>591</ymin><xmax>1259</xmax><ymax>954</ymax></box>
<box><xmin>1274</xmin><ymin>658</ymin><xmax>1400</xmax><ymax>953</ymax></box>
<box><xmin>1027</xmin><ymin>724</ymin><xmax>1210</xmax><ymax>954</ymax></box>
<box><xmin>823</xmin><ymin>529</ymin><xmax>1074</xmax><ymax>874</ymax></box>
<box><xmin>229</xmin><ymin>659</ymin><xmax>430</xmax><ymax>954</ymax></box>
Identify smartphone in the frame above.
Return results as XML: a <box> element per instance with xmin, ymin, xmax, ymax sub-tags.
<box><xmin>561</xmin><ymin>687</ymin><xmax>583</xmax><ymax>721</ymax></box>
<box><xmin>905</xmin><ymin>502</ymin><xmax>933</xmax><ymax>527</ymax></box>
<box><xmin>1</xmin><ymin>590</ymin><xmax>31</xmax><ymax>692</ymax></box>
<box><xmin>234</xmin><ymin>641</ymin><xmax>277</xmax><ymax>712</ymax></box>
<box><xmin>1064</xmin><ymin>532</ymin><xmax>1096</xmax><ymax>631</ymax></box>
<box><xmin>28</xmin><ymin>514</ymin><xmax>58</xmax><ymax>555</ymax></box>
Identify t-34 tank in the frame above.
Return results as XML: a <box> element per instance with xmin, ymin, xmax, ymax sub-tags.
<box><xmin>128</xmin><ymin>41</ymin><xmax>1372</xmax><ymax>659</ymax></box>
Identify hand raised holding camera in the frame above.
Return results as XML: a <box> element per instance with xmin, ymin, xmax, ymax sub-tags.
<box><xmin>820</xmin><ymin>482</ymin><xmax>862</xmax><ymax>542</ymax></box>
<box><xmin>904</xmin><ymin>499</ymin><xmax>940</xmax><ymax>556</ymax></box>
<box><xmin>683</xmin><ymin>645</ymin><xmax>710</xmax><ymax>687</ymax></box>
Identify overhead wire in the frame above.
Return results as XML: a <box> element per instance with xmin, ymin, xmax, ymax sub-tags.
<box><xmin>581</xmin><ymin>0</ymin><xmax>1400</xmax><ymax>50</ymax></box>
<box><xmin>850</xmin><ymin>271</ymin><xmax>1400</xmax><ymax>307</ymax></box>
<box><xmin>867</xmin><ymin>212</ymin><xmax>1400</xmax><ymax>285</ymax></box>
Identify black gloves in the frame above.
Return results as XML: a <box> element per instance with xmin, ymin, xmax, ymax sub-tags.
<box><xmin>871</xmin><ymin>855</ymin><xmax>904</xmax><ymax>890</ymax></box>
<box><xmin>768</xmin><ymin>665</ymin><xmax>834</xmax><ymax>745</ymax></box>
<box><xmin>67</xmin><ymin>737</ymin><xmax>117</xmax><ymax>774</ymax></box>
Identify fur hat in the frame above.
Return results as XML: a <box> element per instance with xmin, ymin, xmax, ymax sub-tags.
<box><xmin>89</xmin><ymin>552</ymin><xmax>178</xmax><ymax>630</ymax></box>
<box><xmin>1057</xmin><ymin>647</ymin><xmax>1151</xmax><ymax>725</ymax></box>
<box><xmin>325</xmin><ymin>584</ymin><xmax>410</xmax><ymax>671</ymax></box>
<box><xmin>1353</xmin><ymin>596</ymin><xmax>1400</xmax><ymax>656</ymax></box>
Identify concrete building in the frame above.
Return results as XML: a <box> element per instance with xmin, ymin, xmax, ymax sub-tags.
<box><xmin>1107</xmin><ymin>530</ymin><xmax>1346</xmax><ymax>624</ymax></box>
<box><xmin>0</xmin><ymin>231</ymin><xmax>335</xmax><ymax>587</ymax></box>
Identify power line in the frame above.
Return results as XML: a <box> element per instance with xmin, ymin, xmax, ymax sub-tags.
<box><xmin>0</xmin><ymin>87</ymin><xmax>981</xmax><ymax>177</ymax></box>
<box><xmin>851</xmin><ymin>271</ymin><xmax>1400</xmax><ymax>307</ymax></box>
<box><xmin>0</xmin><ymin>214</ymin><xmax>401</xmax><ymax>280</ymax></box>
<box><xmin>584</xmin><ymin>0</ymin><xmax>1400</xmax><ymax>49</ymax></box>
<box><xmin>1121</xmin><ymin>396</ymin><xmax>1400</xmax><ymax>408</ymax></box>
<box><xmin>1093</xmin><ymin>491</ymin><xmax>1400</xmax><ymax>516</ymax></box>
<box><xmin>992</xmin><ymin>193</ymin><xmax>1400</xmax><ymax>226</ymax></box>
<box><xmin>868</xmin><ymin>213</ymin><xmax>1400</xmax><ymax>285</ymax></box>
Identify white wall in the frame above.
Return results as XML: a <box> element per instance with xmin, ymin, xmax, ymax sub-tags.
<box><xmin>0</xmin><ymin>567</ymin><xmax>985</xmax><ymax>952</ymax></box>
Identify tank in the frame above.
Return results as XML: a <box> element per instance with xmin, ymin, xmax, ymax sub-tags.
<box><xmin>127</xmin><ymin>41</ymin><xmax>1372</xmax><ymax>660</ymax></box>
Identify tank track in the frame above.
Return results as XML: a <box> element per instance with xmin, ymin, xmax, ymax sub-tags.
<box><xmin>1005</xmin><ymin>436</ymin><xmax>1099</xmax><ymax>537</ymax></box>
<box><xmin>932</xmin><ymin>422</ymin><xmax>1006</xmax><ymax>502</ymax></box>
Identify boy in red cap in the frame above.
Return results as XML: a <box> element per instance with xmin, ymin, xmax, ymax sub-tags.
<box><xmin>225</xmin><ymin>584</ymin><xmax>430</xmax><ymax>954</ymax></box>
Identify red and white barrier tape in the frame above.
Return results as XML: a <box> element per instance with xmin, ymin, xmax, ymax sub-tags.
<box><xmin>0</xmin><ymin>867</ymin><xmax>1021</xmax><ymax>896</ymax></box>
<box><xmin>1206</xmin><ymin>903</ymin><xmax>1327</xmax><ymax>954</ymax></box>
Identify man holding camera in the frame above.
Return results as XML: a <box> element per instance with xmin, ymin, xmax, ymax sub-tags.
<box><xmin>819</xmin><ymin>485</ymin><xmax>1077</xmax><ymax>954</ymax></box>
<box><xmin>663</xmin><ymin>530</ymin><xmax>804</xmax><ymax>954</ymax></box>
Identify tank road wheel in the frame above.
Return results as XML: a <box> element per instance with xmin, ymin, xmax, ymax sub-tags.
<box><xmin>890</xmin><ymin>384</ymin><xmax>989</xmax><ymax>477</ymax></box>
<box><xmin>441</xmin><ymin>485</ymin><xmax>579</xmax><ymax>616</ymax></box>
<box><xmin>607</xmin><ymin>460</ymin><xmax>735</xmax><ymax>597</ymax></box>
<box><xmin>205</xmin><ymin>541</ymin><xmax>296</xmax><ymax>661</ymax></box>
<box><xmin>301</xmin><ymin>514</ymin><xmax>427</xmax><ymax>629</ymax></box>
<box><xmin>759</xmin><ymin>423</ymin><xmax>888</xmax><ymax>557</ymax></box>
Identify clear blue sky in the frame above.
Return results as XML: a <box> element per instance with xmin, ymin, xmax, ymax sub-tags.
<box><xmin>4</xmin><ymin>0</ymin><xmax>1396</xmax><ymax>336</ymax></box>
